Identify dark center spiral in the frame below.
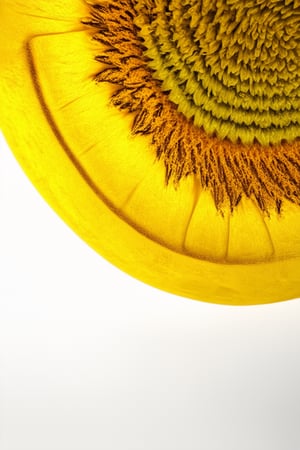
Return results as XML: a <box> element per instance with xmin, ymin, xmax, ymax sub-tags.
<box><xmin>134</xmin><ymin>0</ymin><xmax>300</xmax><ymax>145</ymax></box>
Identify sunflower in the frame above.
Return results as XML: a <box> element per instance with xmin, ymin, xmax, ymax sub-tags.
<box><xmin>1</xmin><ymin>0</ymin><xmax>300</xmax><ymax>305</ymax></box>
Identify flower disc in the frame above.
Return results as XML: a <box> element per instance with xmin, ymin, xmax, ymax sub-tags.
<box><xmin>1</xmin><ymin>0</ymin><xmax>300</xmax><ymax>305</ymax></box>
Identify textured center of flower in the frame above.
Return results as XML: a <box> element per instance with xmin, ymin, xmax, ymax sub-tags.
<box><xmin>134</xmin><ymin>0</ymin><xmax>300</xmax><ymax>145</ymax></box>
<box><xmin>85</xmin><ymin>0</ymin><xmax>300</xmax><ymax>214</ymax></box>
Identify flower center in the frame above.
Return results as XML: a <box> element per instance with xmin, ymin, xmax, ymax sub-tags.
<box><xmin>84</xmin><ymin>0</ymin><xmax>300</xmax><ymax>214</ymax></box>
<box><xmin>134</xmin><ymin>0</ymin><xmax>300</xmax><ymax>145</ymax></box>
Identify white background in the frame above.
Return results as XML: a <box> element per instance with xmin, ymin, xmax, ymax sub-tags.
<box><xmin>0</xmin><ymin>132</ymin><xmax>300</xmax><ymax>450</ymax></box>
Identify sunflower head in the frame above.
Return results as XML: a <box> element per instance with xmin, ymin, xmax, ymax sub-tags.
<box><xmin>1</xmin><ymin>0</ymin><xmax>300</xmax><ymax>304</ymax></box>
